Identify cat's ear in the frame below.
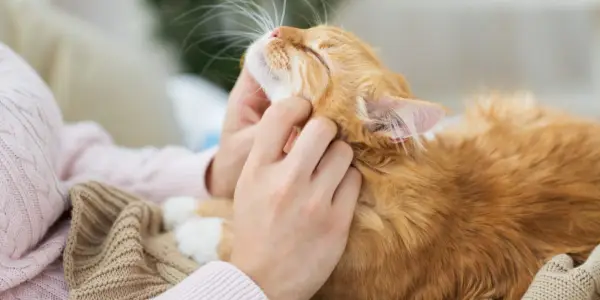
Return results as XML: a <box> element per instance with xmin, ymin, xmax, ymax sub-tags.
<box><xmin>391</xmin><ymin>72</ymin><xmax>412</xmax><ymax>95</ymax></box>
<box><xmin>357</xmin><ymin>95</ymin><xmax>445</xmax><ymax>142</ymax></box>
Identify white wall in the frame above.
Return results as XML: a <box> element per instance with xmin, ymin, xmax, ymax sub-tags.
<box><xmin>335</xmin><ymin>1</ymin><xmax>600</xmax><ymax>116</ymax></box>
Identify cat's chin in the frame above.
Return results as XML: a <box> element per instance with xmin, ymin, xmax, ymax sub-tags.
<box><xmin>245</xmin><ymin>35</ymin><xmax>292</xmax><ymax>103</ymax></box>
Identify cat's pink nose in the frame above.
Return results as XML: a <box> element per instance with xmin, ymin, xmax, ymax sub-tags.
<box><xmin>271</xmin><ymin>28</ymin><xmax>281</xmax><ymax>38</ymax></box>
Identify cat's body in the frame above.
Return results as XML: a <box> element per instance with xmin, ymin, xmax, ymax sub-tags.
<box><xmin>314</xmin><ymin>94</ymin><xmax>600</xmax><ymax>299</ymax></box>
<box><xmin>163</xmin><ymin>25</ymin><xmax>600</xmax><ymax>299</ymax></box>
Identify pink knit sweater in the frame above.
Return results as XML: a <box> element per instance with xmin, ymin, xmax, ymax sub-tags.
<box><xmin>0</xmin><ymin>43</ymin><xmax>267</xmax><ymax>299</ymax></box>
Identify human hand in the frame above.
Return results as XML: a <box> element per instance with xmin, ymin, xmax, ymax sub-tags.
<box><xmin>206</xmin><ymin>68</ymin><xmax>270</xmax><ymax>198</ymax></box>
<box><xmin>229</xmin><ymin>97</ymin><xmax>363</xmax><ymax>300</ymax></box>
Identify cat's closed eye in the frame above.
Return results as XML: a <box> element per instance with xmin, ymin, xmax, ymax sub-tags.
<box><xmin>302</xmin><ymin>45</ymin><xmax>328</xmax><ymax>68</ymax></box>
<box><xmin>318</xmin><ymin>42</ymin><xmax>335</xmax><ymax>49</ymax></box>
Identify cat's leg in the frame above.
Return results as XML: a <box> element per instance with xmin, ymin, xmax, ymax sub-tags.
<box><xmin>163</xmin><ymin>198</ymin><xmax>233</xmax><ymax>265</ymax></box>
<box><xmin>174</xmin><ymin>216</ymin><xmax>227</xmax><ymax>264</ymax></box>
<box><xmin>162</xmin><ymin>196</ymin><xmax>200</xmax><ymax>230</ymax></box>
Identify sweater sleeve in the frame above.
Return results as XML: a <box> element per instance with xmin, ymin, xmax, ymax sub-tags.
<box><xmin>153</xmin><ymin>262</ymin><xmax>268</xmax><ymax>300</ymax></box>
<box><xmin>59</xmin><ymin>121</ymin><xmax>217</xmax><ymax>203</ymax></box>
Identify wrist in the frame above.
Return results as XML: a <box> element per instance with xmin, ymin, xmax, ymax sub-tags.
<box><xmin>231</xmin><ymin>262</ymin><xmax>276</xmax><ymax>300</ymax></box>
<box><xmin>231</xmin><ymin>259</ymin><xmax>302</xmax><ymax>300</ymax></box>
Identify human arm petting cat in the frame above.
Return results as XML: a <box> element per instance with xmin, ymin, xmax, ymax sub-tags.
<box><xmin>59</xmin><ymin>68</ymin><xmax>267</xmax><ymax>202</ymax></box>
<box><xmin>58</xmin><ymin>67</ymin><xmax>363</xmax><ymax>300</ymax></box>
<box><xmin>155</xmin><ymin>96</ymin><xmax>363</xmax><ymax>300</ymax></box>
<box><xmin>0</xmin><ymin>42</ymin><xmax>362</xmax><ymax>300</ymax></box>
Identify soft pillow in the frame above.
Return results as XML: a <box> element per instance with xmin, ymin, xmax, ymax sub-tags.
<box><xmin>0</xmin><ymin>0</ymin><xmax>183</xmax><ymax>147</ymax></box>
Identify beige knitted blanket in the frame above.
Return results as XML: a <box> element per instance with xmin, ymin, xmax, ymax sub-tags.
<box><xmin>63</xmin><ymin>182</ymin><xmax>199</xmax><ymax>300</ymax></box>
<box><xmin>62</xmin><ymin>182</ymin><xmax>600</xmax><ymax>300</ymax></box>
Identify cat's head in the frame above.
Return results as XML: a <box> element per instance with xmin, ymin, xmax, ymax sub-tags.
<box><xmin>244</xmin><ymin>25</ymin><xmax>446</xmax><ymax>156</ymax></box>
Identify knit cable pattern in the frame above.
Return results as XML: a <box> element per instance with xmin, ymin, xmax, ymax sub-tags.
<box><xmin>0</xmin><ymin>43</ymin><xmax>69</xmax><ymax>299</ymax></box>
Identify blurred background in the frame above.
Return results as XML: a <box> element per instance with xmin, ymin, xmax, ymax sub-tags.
<box><xmin>16</xmin><ymin>0</ymin><xmax>600</xmax><ymax>150</ymax></box>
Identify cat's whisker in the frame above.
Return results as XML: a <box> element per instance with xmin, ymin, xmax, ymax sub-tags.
<box><xmin>185</xmin><ymin>36</ymin><xmax>251</xmax><ymax>55</ymax></box>
<box><xmin>280</xmin><ymin>0</ymin><xmax>288</xmax><ymax>27</ymax></box>
<box><xmin>183</xmin><ymin>31</ymin><xmax>255</xmax><ymax>54</ymax></box>
<box><xmin>201</xmin><ymin>39</ymin><xmax>252</xmax><ymax>74</ymax></box>
<box><xmin>186</xmin><ymin>31</ymin><xmax>257</xmax><ymax>50</ymax></box>
<box><xmin>266</xmin><ymin>0</ymin><xmax>280</xmax><ymax>29</ymax></box>
<box><xmin>232</xmin><ymin>2</ymin><xmax>270</xmax><ymax>33</ymax></box>
<box><xmin>321</xmin><ymin>0</ymin><xmax>330</xmax><ymax>25</ymax></box>
<box><xmin>250</xmin><ymin>85</ymin><xmax>265</xmax><ymax>99</ymax></box>
<box><xmin>229</xmin><ymin>0</ymin><xmax>275</xmax><ymax>33</ymax></box>
<box><xmin>295</xmin><ymin>12</ymin><xmax>315</xmax><ymax>28</ymax></box>
<box><xmin>173</xmin><ymin>2</ymin><xmax>257</xmax><ymax>25</ymax></box>
<box><xmin>250</xmin><ymin>0</ymin><xmax>278</xmax><ymax>30</ymax></box>
<box><xmin>181</xmin><ymin>10</ymin><xmax>257</xmax><ymax>49</ymax></box>
<box><xmin>171</xmin><ymin>4</ymin><xmax>222</xmax><ymax>24</ymax></box>
<box><xmin>299</xmin><ymin>0</ymin><xmax>322</xmax><ymax>25</ymax></box>
<box><xmin>222</xmin><ymin>16</ymin><xmax>266</xmax><ymax>38</ymax></box>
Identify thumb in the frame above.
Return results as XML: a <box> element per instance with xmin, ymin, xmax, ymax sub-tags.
<box><xmin>239</xmin><ymin>104</ymin><xmax>262</xmax><ymax>127</ymax></box>
<box><xmin>232</xmin><ymin>124</ymin><xmax>260</xmax><ymax>157</ymax></box>
<box><xmin>225</xmin><ymin>68</ymin><xmax>270</xmax><ymax>132</ymax></box>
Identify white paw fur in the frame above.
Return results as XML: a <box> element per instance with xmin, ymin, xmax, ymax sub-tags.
<box><xmin>174</xmin><ymin>217</ymin><xmax>224</xmax><ymax>265</ymax></box>
<box><xmin>162</xmin><ymin>196</ymin><xmax>198</xmax><ymax>230</ymax></box>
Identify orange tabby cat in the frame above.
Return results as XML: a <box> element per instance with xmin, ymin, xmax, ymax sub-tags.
<box><xmin>163</xmin><ymin>25</ymin><xmax>600</xmax><ymax>299</ymax></box>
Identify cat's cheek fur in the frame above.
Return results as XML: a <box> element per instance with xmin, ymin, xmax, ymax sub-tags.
<box><xmin>245</xmin><ymin>35</ymin><xmax>294</xmax><ymax>102</ymax></box>
<box><xmin>174</xmin><ymin>217</ymin><xmax>225</xmax><ymax>265</ymax></box>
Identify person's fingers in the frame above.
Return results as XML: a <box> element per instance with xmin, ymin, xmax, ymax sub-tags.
<box><xmin>229</xmin><ymin>68</ymin><xmax>265</xmax><ymax>108</ymax></box>
<box><xmin>313</xmin><ymin>140</ymin><xmax>354</xmax><ymax>194</ymax></box>
<box><xmin>283</xmin><ymin>126</ymin><xmax>301</xmax><ymax>154</ymax></box>
<box><xmin>225</xmin><ymin>68</ymin><xmax>270</xmax><ymax>132</ymax></box>
<box><xmin>240</xmin><ymin>104</ymin><xmax>262</xmax><ymax>125</ymax></box>
<box><xmin>331</xmin><ymin>167</ymin><xmax>362</xmax><ymax>228</ymax></box>
<box><xmin>284</xmin><ymin>117</ymin><xmax>337</xmax><ymax>177</ymax></box>
<box><xmin>248</xmin><ymin>98</ymin><xmax>312</xmax><ymax>165</ymax></box>
<box><xmin>228</xmin><ymin>125</ymin><xmax>259</xmax><ymax>158</ymax></box>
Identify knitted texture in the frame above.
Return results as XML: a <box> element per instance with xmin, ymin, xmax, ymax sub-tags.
<box><xmin>64</xmin><ymin>182</ymin><xmax>199</xmax><ymax>300</ymax></box>
<box><xmin>64</xmin><ymin>182</ymin><xmax>268</xmax><ymax>300</ymax></box>
<box><xmin>0</xmin><ymin>41</ymin><xmax>70</xmax><ymax>300</ymax></box>
<box><xmin>0</xmin><ymin>41</ymin><xmax>268</xmax><ymax>299</ymax></box>
<box><xmin>523</xmin><ymin>246</ymin><xmax>600</xmax><ymax>300</ymax></box>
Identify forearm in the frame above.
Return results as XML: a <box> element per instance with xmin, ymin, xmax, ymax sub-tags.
<box><xmin>60</xmin><ymin>122</ymin><xmax>217</xmax><ymax>203</ymax></box>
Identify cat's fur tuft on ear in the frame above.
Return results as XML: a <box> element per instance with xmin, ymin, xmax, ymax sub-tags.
<box><xmin>358</xmin><ymin>96</ymin><xmax>445</xmax><ymax>142</ymax></box>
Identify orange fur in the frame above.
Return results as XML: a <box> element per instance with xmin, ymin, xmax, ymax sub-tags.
<box><xmin>195</xmin><ymin>26</ymin><xmax>600</xmax><ymax>299</ymax></box>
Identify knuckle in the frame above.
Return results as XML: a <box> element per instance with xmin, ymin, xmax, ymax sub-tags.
<box><xmin>301</xmin><ymin>190</ymin><xmax>330</xmax><ymax>216</ymax></box>
<box><xmin>332</xmin><ymin>141</ymin><xmax>354</xmax><ymax>161</ymax></box>
<box><xmin>309</xmin><ymin>117</ymin><xmax>337</xmax><ymax>139</ymax></box>
<box><xmin>284</xmin><ymin>161</ymin><xmax>304</xmax><ymax>180</ymax></box>
<box><xmin>347</xmin><ymin>167</ymin><xmax>362</xmax><ymax>182</ymax></box>
<box><xmin>326</xmin><ymin>217</ymin><xmax>342</xmax><ymax>233</ymax></box>
<box><xmin>264</xmin><ymin>102</ymin><xmax>297</xmax><ymax>123</ymax></box>
<box><xmin>271</xmin><ymin>177</ymin><xmax>297</xmax><ymax>202</ymax></box>
<box><xmin>321</xmin><ymin>213</ymin><xmax>343</xmax><ymax>234</ymax></box>
<box><xmin>301</xmin><ymin>200</ymin><xmax>323</xmax><ymax>217</ymax></box>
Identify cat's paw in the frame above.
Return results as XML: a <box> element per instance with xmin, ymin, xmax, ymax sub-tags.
<box><xmin>162</xmin><ymin>196</ymin><xmax>198</xmax><ymax>230</ymax></box>
<box><xmin>174</xmin><ymin>216</ymin><xmax>224</xmax><ymax>265</ymax></box>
